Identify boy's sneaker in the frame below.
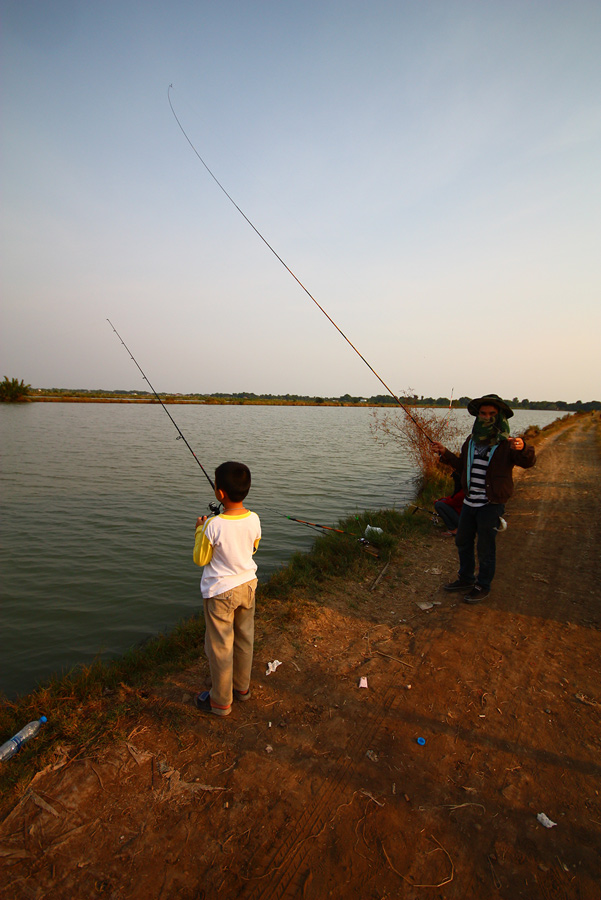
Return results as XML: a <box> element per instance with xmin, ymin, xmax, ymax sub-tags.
<box><xmin>464</xmin><ymin>584</ymin><xmax>490</xmax><ymax>604</ymax></box>
<box><xmin>233</xmin><ymin>688</ymin><xmax>251</xmax><ymax>702</ymax></box>
<box><xmin>444</xmin><ymin>578</ymin><xmax>475</xmax><ymax>592</ymax></box>
<box><xmin>195</xmin><ymin>690</ymin><xmax>231</xmax><ymax>717</ymax></box>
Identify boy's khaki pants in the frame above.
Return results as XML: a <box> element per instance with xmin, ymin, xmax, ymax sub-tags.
<box><xmin>203</xmin><ymin>579</ymin><xmax>257</xmax><ymax>711</ymax></box>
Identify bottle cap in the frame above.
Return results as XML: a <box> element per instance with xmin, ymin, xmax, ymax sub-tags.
<box><xmin>40</xmin><ymin>716</ymin><xmax>47</xmax><ymax>723</ymax></box>
<box><xmin>417</xmin><ymin>737</ymin><xmax>426</xmax><ymax>746</ymax></box>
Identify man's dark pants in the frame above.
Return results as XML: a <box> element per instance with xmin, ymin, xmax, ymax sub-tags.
<box><xmin>455</xmin><ymin>502</ymin><xmax>505</xmax><ymax>589</ymax></box>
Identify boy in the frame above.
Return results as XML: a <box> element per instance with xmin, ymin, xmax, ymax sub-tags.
<box><xmin>193</xmin><ymin>461</ymin><xmax>261</xmax><ymax>716</ymax></box>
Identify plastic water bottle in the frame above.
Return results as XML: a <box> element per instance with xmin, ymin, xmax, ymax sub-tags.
<box><xmin>0</xmin><ymin>716</ymin><xmax>47</xmax><ymax>762</ymax></box>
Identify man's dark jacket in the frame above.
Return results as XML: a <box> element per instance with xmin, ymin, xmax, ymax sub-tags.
<box><xmin>441</xmin><ymin>438</ymin><xmax>536</xmax><ymax>504</ymax></box>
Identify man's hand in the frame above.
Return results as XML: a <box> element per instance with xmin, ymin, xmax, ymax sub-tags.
<box><xmin>509</xmin><ymin>437</ymin><xmax>524</xmax><ymax>451</ymax></box>
<box><xmin>196</xmin><ymin>515</ymin><xmax>208</xmax><ymax>529</ymax></box>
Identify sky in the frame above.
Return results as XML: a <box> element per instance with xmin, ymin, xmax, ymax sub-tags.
<box><xmin>1</xmin><ymin>0</ymin><xmax>600</xmax><ymax>402</ymax></box>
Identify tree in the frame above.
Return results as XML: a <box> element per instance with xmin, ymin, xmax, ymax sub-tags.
<box><xmin>0</xmin><ymin>376</ymin><xmax>31</xmax><ymax>402</ymax></box>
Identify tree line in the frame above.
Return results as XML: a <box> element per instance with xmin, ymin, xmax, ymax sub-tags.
<box><xmin>1</xmin><ymin>379</ymin><xmax>598</xmax><ymax>411</ymax></box>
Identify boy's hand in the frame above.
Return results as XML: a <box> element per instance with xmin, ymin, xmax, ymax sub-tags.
<box><xmin>431</xmin><ymin>441</ymin><xmax>446</xmax><ymax>456</ymax></box>
<box><xmin>509</xmin><ymin>437</ymin><xmax>524</xmax><ymax>451</ymax></box>
<box><xmin>196</xmin><ymin>515</ymin><xmax>208</xmax><ymax>528</ymax></box>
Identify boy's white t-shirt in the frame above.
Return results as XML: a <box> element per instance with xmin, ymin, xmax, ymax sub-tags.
<box><xmin>193</xmin><ymin>511</ymin><xmax>261</xmax><ymax>599</ymax></box>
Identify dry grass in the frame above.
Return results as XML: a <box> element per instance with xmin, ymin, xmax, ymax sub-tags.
<box><xmin>370</xmin><ymin>396</ymin><xmax>461</xmax><ymax>481</ymax></box>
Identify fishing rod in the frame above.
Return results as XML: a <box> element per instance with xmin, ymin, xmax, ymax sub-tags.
<box><xmin>411</xmin><ymin>505</ymin><xmax>441</xmax><ymax>524</ymax></box>
<box><xmin>261</xmin><ymin>505</ymin><xmax>380</xmax><ymax>555</ymax></box>
<box><xmin>287</xmin><ymin>514</ymin><xmax>380</xmax><ymax>557</ymax></box>
<box><xmin>107</xmin><ymin>319</ymin><xmax>376</xmax><ymax>544</ymax></box>
<box><xmin>167</xmin><ymin>86</ymin><xmax>435</xmax><ymax>445</ymax></box>
<box><xmin>107</xmin><ymin>319</ymin><xmax>220</xmax><ymax>508</ymax></box>
<box><xmin>288</xmin><ymin>516</ymin><xmax>380</xmax><ymax>557</ymax></box>
<box><xmin>285</xmin><ymin>515</ymin><xmax>355</xmax><ymax>536</ymax></box>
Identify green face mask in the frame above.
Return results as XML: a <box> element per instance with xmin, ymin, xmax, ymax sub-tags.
<box><xmin>472</xmin><ymin>412</ymin><xmax>510</xmax><ymax>445</ymax></box>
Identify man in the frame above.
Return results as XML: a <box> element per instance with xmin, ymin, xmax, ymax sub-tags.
<box><xmin>431</xmin><ymin>393</ymin><xmax>535</xmax><ymax>604</ymax></box>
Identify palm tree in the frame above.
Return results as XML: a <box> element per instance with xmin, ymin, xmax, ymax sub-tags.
<box><xmin>0</xmin><ymin>376</ymin><xmax>31</xmax><ymax>402</ymax></box>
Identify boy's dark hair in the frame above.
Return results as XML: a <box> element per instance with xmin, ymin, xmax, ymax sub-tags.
<box><xmin>215</xmin><ymin>461</ymin><xmax>251</xmax><ymax>502</ymax></box>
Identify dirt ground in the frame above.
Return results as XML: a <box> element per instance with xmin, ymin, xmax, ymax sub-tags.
<box><xmin>1</xmin><ymin>414</ymin><xmax>600</xmax><ymax>900</ymax></box>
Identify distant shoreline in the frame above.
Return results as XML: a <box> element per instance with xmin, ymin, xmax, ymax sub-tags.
<box><xmin>26</xmin><ymin>395</ymin><xmax>597</xmax><ymax>412</ymax></box>
<box><xmin>29</xmin><ymin>396</ymin><xmax>386</xmax><ymax>407</ymax></box>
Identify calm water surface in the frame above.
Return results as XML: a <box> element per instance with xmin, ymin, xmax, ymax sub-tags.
<box><xmin>0</xmin><ymin>403</ymin><xmax>559</xmax><ymax>699</ymax></box>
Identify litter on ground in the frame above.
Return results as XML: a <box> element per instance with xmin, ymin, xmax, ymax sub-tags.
<box><xmin>536</xmin><ymin>813</ymin><xmax>557</xmax><ymax>828</ymax></box>
<box><xmin>266</xmin><ymin>660</ymin><xmax>283</xmax><ymax>676</ymax></box>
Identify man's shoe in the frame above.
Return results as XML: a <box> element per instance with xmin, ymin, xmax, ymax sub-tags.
<box><xmin>444</xmin><ymin>579</ymin><xmax>475</xmax><ymax>592</ymax></box>
<box><xmin>464</xmin><ymin>585</ymin><xmax>490</xmax><ymax>604</ymax></box>
<box><xmin>195</xmin><ymin>690</ymin><xmax>231</xmax><ymax>717</ymax></box>
<box><xmin>233</xmin><ymin>688</ymin><xmax>251</xmax><ymax>702</ymax></box>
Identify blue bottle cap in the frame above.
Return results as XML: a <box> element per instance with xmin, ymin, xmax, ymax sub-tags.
<box><xmin>40</xmin><ymin>716</ymin><xmax>47</xmax><ymax>723</ymax></box>
<box><xmin>417</xmin><ymin>737</ymin><xmax>426</xmax><ymax>746</ymax></box>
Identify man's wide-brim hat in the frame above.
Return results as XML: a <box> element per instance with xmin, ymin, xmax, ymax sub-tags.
<box><xmin>467</xmin><ymin>393</ymin><xmax>514</xmax><ymax>418</ymax></box>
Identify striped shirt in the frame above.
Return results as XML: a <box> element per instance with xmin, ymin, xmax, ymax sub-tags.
<box><xmin>464</xmin><ymin>443</ymin><xmax>491</xmax><ymax>508</ymax></box>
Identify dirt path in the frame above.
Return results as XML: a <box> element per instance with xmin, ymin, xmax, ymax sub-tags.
<box><xmin>2</xmin><ymin>415</ymin><xmax>600</xmax><ymax>899</ymax></box>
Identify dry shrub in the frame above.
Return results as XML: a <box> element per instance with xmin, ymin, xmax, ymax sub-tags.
<box><xmin>370</xmin><ymin>391</ymin><xmax>461</xmax><ymax>481</ymax></box>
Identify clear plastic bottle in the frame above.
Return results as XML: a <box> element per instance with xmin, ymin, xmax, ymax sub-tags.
<box><xmin>0</xmin><ymin>716</ymin><xmax>47</xmax><ymax>762</ymax></box>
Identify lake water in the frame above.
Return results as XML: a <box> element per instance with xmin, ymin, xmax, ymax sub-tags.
<box><xmin>0</xmin><ymin>403</ymin><xmax>559</xmax><ymax>699</ymax></box>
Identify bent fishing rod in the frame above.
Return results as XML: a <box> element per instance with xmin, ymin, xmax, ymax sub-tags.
<box><xmin>107</xmin><ymin>319</ymin><xmax>218</xmax><ymax>503</ymax></box>
<box><xmin>167</xmin><ymin>86</ymin><xmax>434</xmax><ymax>445</ymax></box>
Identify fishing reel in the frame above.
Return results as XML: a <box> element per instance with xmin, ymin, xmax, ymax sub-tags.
<box><xmin>411</xmin><ymin>505</ymin><xmax>441</xmax><ymax>526</ymax></box>
<box><xmin>358</xmin><ymin>537</ymin><xmax>380</xmax><ymax>558</ymax></box>
<box><xmin>208</xmin><ymin>501</ymin><xmax>222</xmax><ymax>516</ymax></box>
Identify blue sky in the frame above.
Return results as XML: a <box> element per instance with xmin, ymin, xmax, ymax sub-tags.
<box><xmin>2</xmin><ymin>1</ymin><xmax>599</xmax><ymax>401</ymax></box>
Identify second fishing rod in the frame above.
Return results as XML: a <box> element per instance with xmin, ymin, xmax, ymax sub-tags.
<box><xmin>108</xmin><ymin>319</ymin><xmax>220</xmax><ymax>516</ymax></box>
<box><xmin>108</xmin><ymin>320</ymin><xmax>379</xmax><ymax>553</ymax></box>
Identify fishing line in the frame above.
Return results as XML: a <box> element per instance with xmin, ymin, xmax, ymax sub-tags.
<box><xmin>107</xmin><ymin>319</ymin><xmax>216</xmax><ymax>492</ymax></box>
<box><xmin>442</xmin><ymin>386</ymin><xmax>455</xmax><ymax>425</ymax></box>
<box><xmin>167</xmin><ymin>85</ymin><xmax>434</xmax><ymax>444</ymax></box>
